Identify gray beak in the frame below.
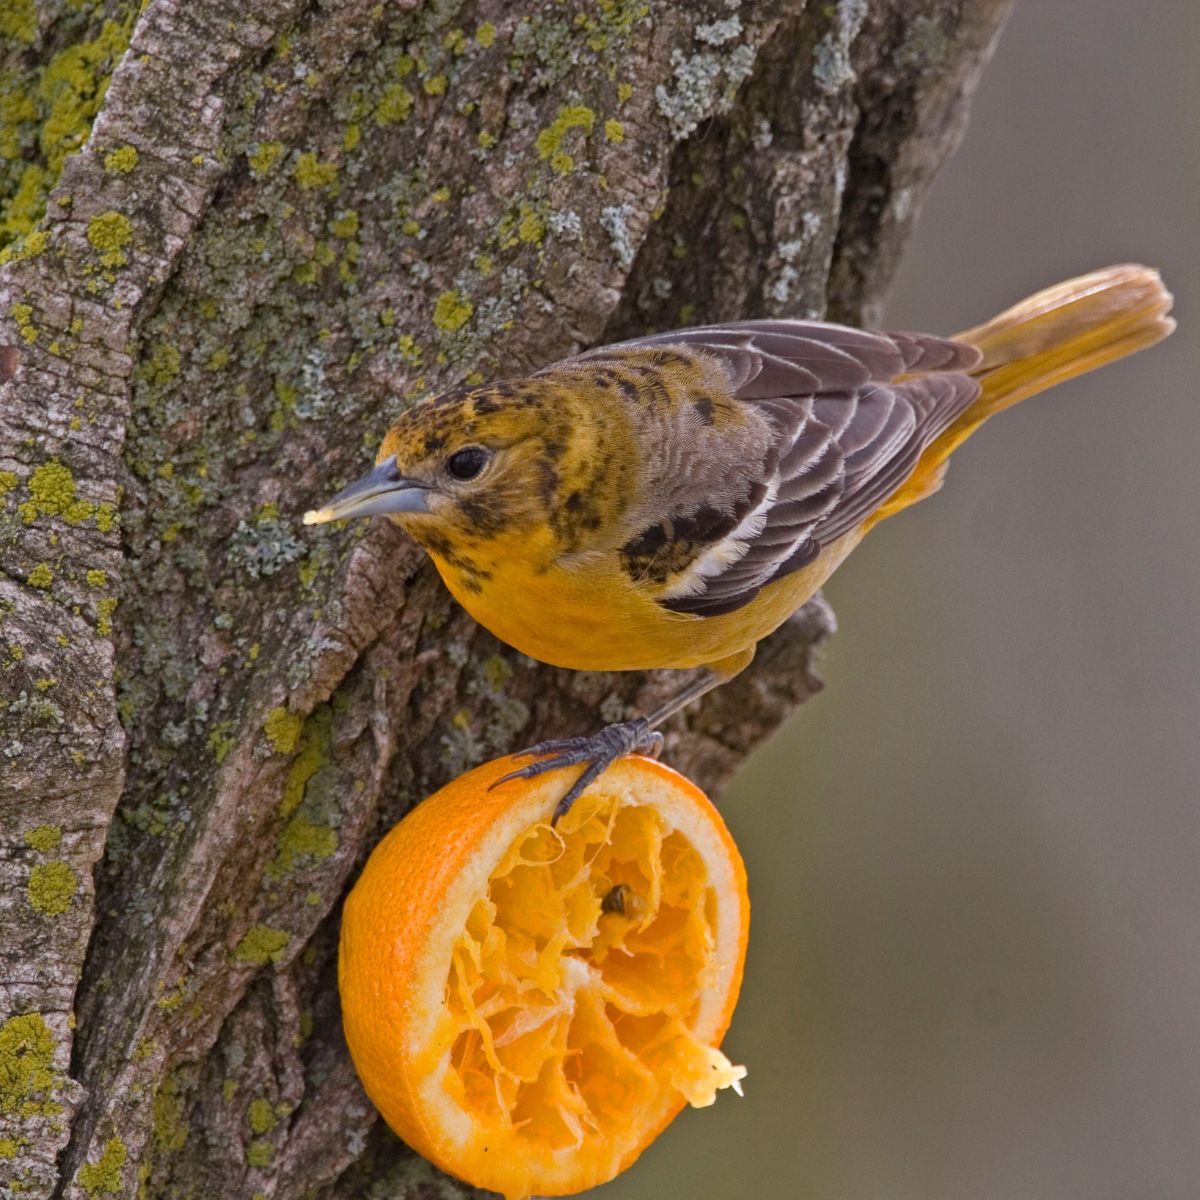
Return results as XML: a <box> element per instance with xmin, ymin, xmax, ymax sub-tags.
<box><xmin>303</xmin><ymin>459</ymin><xmax>430</xmax><ymax>525</ymax></box>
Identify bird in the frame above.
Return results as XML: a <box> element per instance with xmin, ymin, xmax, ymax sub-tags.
<box><xmin>305</xmin><ymin>264</ymin><xmax>1173</xmax><ymax>820</ymax></box>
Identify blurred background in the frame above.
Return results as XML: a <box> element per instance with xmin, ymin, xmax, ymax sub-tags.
<box><xmin>609</xmin><ymin>2</ymin><xmax>1200</xmax><ymax>1198</ymax></box>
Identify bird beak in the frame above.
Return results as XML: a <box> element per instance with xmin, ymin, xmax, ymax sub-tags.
<box><xmin>303</xmin><ymin>459</ymin><xmax>430</xmax><ymax>525</ymax></box>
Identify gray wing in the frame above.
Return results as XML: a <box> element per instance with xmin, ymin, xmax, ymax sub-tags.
<box><xmin>596</xmin><ymin>320</ymin><xmax>983</xmax><ymax>617</ymax></box>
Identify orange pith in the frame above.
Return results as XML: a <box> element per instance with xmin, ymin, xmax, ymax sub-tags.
<box><xmin>338</xmin><ymin>755</ymin><xmax>749</xmax><ymax>1200</ymax></box>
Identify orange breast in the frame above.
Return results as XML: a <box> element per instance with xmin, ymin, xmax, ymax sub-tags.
<box><xmin>431</xmin><ymin>530</ymin><xmax>862</xmax><ymax>674</ymax></box>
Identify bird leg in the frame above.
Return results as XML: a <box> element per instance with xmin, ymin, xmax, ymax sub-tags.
<box><xmin>493</xmin><ymin>670</ymin><xmax>726</xmax><ymax>823</ymax></box>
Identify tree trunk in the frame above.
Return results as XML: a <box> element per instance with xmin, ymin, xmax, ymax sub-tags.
<box><xmin>0</xmin><ymin>1</ymin><xmax>1011</xmax><ymax>1195</ymax></box>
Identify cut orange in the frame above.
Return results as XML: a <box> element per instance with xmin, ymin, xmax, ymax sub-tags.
<box><xmin>338</xmin><ymin>754</ymin><xmax>750</xmax><ymax>1200</ymax></box>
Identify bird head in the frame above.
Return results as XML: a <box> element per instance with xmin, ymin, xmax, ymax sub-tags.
<box><xmin>303</xmin><ymin>383</ymin><xmax>580</xmax><ymax>553</ymax></box>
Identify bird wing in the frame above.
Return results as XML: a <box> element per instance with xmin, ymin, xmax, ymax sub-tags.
<box><xmin>590</xmin><ymin>319</ymin><xmax>983</xmax><ymax>617</ymax></box>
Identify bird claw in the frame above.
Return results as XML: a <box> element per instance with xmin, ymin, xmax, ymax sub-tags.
<box><xmin>492</xmin><ymin>720</ymin><xmax>663</xmax><ymax>823</ymax></box>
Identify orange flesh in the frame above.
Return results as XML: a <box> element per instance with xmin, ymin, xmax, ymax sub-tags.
<box><xmin>436</xmin><ymin>792</ymin><xmax>744</xmax><ymax>1161</ymax></box>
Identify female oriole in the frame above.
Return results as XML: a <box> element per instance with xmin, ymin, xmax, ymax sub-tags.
<box><xmin>307</xmin><ymin>265</ymin><xmax>1173</xmax><ymax>818</ymax></box>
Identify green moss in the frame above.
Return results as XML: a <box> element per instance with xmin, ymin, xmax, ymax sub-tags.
<box><xmin>374</xmin><ymin>83</ymin><xmax>414</xmax><ymax>125</ymax></box>
<box><xmin>263</xmin><ymin>706</ymin><xmax>303</xmax><ymax>754</ymax></box>
<box><xmin>76</xmin><ymin>1137</ymin><xmax>126</xmax><ymax>1196</ymax></box>
<box><xmin>292</xmin><ymin>151</ymin><xmax>338</xmax><ymax>191</ymax></box>
<box><xmin>534</xmin><ymin>104</ymin><xmax>596</xmax><ymax>174</ymax></box>
<box><xmin>245</xmin><ymin>1138</ymin><xmax>273</xmax><ymax>1168</ymax></box>
<box><xmin>475</xmin><ymin>21</ymin><xmax>496</xmax><ymax>48</ymax></box>
<box><xmin>23</xmin><ymin>824</ymin><xmax>62</xmax><ymax>853</ymax></box>
<box><xmin>86</xmin><ymin>210</ymin><xmax>132</xmax><ymax>268</ymax></box>
<box><xmin>28</xmin><ymin>860</ymin><xmax>77</xmax><ymax>915</ymax></box>
<box><xmin>432</xmin><ymin>290</ymin><xmax>473</xmax><ymax>333</ymax></box>
<box><xmin>102</xmin><ymin>145</ymin><xmax>138</xmax><ymax>173</ymax></box>
<box><xmin>234</xmin><ymin>924</ymin><xmax>290</xmax><ymax>966</ymax></box>
<box><xmin>0</xmin><ymin>1012</ymin><xmax>60</xmax><ymax>1118</ymax></box>
<box><xmin>247</xmin><ymin>140</ymin><xmax>284</xmax><ymax>176</ymax></box>
<box><xmin>26</xmin><ymin>562</ymin><xmax>53</xmax><ymax>589</ymax></box>
<box><xmin>247</xmin><ymin>1097</ymin><xmax>277</xmax><ymax>1135</ymax></box>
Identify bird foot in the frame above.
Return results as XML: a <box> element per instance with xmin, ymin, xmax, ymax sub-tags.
<box><xmin>492</xmin><ymin>720</ymin><xmax>664</xmax><ymax>824</ymax></box>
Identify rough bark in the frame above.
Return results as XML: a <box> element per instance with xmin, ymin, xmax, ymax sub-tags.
<box><xmin>0</xmin><ymin>0</ymin><xmax>1011</xmax><ymax>1195</ymax></box>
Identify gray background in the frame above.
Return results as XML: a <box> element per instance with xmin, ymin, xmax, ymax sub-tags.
<box><xmin>608</xmin><ymin>2</ymin><xmax>1199</xmax><ymax>1197</ymax></box>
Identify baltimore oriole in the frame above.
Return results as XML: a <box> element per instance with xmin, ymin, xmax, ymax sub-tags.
<box><xmin>307</xmin><ymin>265</ymin><xmax>1173</xmax><ymax>818</ymax></box>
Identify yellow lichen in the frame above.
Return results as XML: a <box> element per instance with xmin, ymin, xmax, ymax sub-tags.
<box><xmin>475</xmin><ymin>21</ymin><xmax>497</xmax><ymax>48</ymax></box>
<box><xmin>27</xmin><ymin>562</ymin><xmax>53</xmax><ymax>589</ymax></box>
<box><xmin>140</xmin><ymin>341</ymin><xmax>181</xmax><ymax>386</ymax></box>
<box><xmin>292</xmin><ymin>152</ymin><xmax>338</xmax><ymax>190</ymax></box>
<box><xmin>96</xmin><ymin>596</ymin><xmax>117</xmax><ymax>637</ymax></box>
<box><xmin>0</xmin><ymin>1012</ymin><xmax>60</xmax><ymax>1118</ymax></box>
<box><xmin>0</xmin><ymin>0</ymin><xmax>36</xmax><ymax>43</ymax></box>
<box><xmin>535</xmin><ymin>105</ymin><xmax>597</xmax><ymax>175</ymax></box>
<box><xmin>374</xmin><ymin>83</ymin><xmax>414</xmax><ymax>126</ymax></box>
<box><xmin>102</xmin><ymin>145</ymin><xmax>138</xmax><ymax>173</ymax></box>
<box><xmin>432</xmin><ymin>290</ymin><xmax>473</xmax><ymax>333</ymax></box>
<box><xmin>85</xmin><ymin>568</ymin><xmax>107</xmax><ymax>588</ymax></box>
<box><xmin>76</xmin><ymin>1137</ymin><xmax>126</xmax><ymax>1196</ymax></box>
<box><xmin>605</xmin><ymin>118</ymin><xmax>625</xmax><ymax>143</ymax></box>
<box><xmin>11</xmin><ymin>301</ymin><xmax>37</xmax><ymax>344</ymax></box>
<box><xmin>263</xmin><ymin>706</ymin><xmax>303</xmax><ymax>754</ymax></box>
<box><xmin>234</xmin><ymin>925</ymin><xmax>291</xmax><ymax>966</ymax></box>
<box><xmin>246</xmin><ymin>1138</ymin><xmax>273</xmax><ymax>1168</ymax></box>
<box><xmin>28</xmin><ymin>861</ymin><xmax>77</xmax><ymax>915</ymax></box>
<box><xmin>22</xmin><ymin>459</ymin><xmax>84</xmax><ymax>524</ymax></box>
<box><xmin>247</xmin><ymin>1098</ymin><xmax>277</xmax><ymax>1135</ymax></box>
<box><xmin>247</xmin><ymin>141</ymin><xmax>285</xmax><ymax>176</ymax></box>
<box><xmin>24</xmin><ymin>825</ymin><xmax>62</xmax><ymax>853</ymax></box>
<box><xmin>330</xmin><ymin>209</ymin><xmax>358</xmax><ymax>239</ymax></box>
<box><xmin>86</xmin><ymin>210</ymin><xmax>132</xmax><ymax>268</ymax></box>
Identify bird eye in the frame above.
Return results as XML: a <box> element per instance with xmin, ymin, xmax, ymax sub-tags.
<box><xmin>445</xmin><ymin>446</ymin><xmax>490</xmax><ymax>481</ymax></box>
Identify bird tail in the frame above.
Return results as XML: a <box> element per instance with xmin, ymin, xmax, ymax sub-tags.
<box><xmin>866</xmin><ymin>264</ymin><xmax>1175</xmax><ymax>528</ymax></box>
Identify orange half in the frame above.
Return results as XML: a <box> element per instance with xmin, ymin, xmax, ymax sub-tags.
<box><xmin>338</xmin><ymin>754</ymin><xmax>750</xmax><ymax>1199</ymax></box>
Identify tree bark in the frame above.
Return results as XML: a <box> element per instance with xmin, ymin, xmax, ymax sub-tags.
<box><xmin>0</xmin><ymin>1</ymin><xmax>1011</xmax><ymax>1195</ymax></box>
